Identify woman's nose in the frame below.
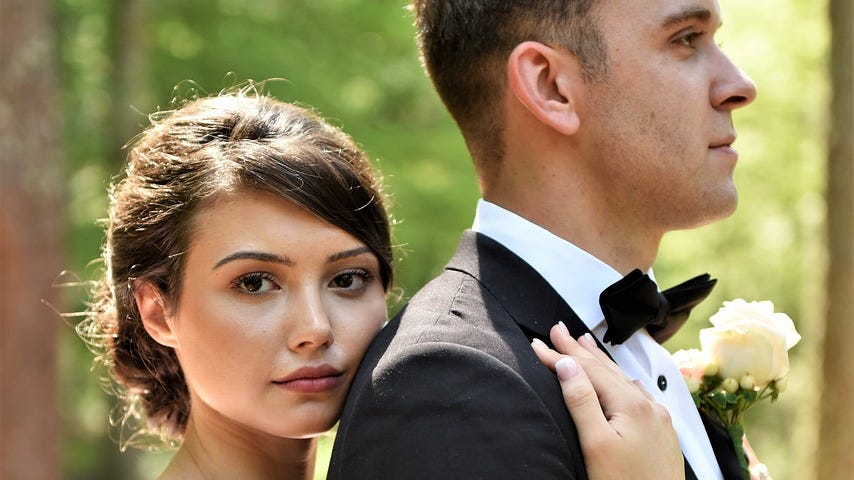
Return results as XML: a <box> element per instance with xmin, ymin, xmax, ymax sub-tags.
<box><xmin>287</xmin><ymin>291</ymin><xmax>333</xmax><ymax>351</ymax></box>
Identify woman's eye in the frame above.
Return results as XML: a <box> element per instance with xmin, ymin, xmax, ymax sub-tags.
<box><xmin>329</xmin><ymin>269</ymin><xmax>372</xmax><ymax>293</ymax></box>
<box><xmin>233</xmin><ymin>273</ymin><xmax>278</xmax><ymax>294</ymax></box>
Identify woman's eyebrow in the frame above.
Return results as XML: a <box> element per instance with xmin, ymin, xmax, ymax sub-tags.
<box><xmin>328</xmin><ymin>246</ymin><xmax>372</xmax><ymax>263</ymax></box>
<box><xmin>212</xmin><ymin>251</ymin><xmax>294</xmax><ymax>270</ymax></box>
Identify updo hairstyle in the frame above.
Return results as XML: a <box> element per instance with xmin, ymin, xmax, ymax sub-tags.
<box><xmin>82</xmin><ymin>90</ymin><xmax>392</xmax><ymax>445</ymax></box>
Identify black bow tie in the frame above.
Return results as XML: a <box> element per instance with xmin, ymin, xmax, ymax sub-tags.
<box><xmin>600</xmin><ymin>269</ymin><xmax>716</xmax><ymax>346</ymax></box>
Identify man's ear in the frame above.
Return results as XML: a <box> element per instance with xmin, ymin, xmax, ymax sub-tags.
<box><xmin>133</xmin><ymin>281</ymin><xmax>179</xmax><ymax>349</ymax></box>
<box><xmin>507</xmin><ymin>41</ymin><xmax>581</xmax><ymax>136</ymax></box>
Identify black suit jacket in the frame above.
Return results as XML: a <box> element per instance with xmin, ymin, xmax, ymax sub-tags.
<box><xmin>329</xmin><ymin>231</ymin><xmax>741</xmax><ymax>479</ymax></box>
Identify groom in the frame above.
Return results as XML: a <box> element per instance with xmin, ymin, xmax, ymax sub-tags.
<box><xmin>330</xmin><ymin>0</ymin><xmax>756</xmax><ymax>478</ymax></box>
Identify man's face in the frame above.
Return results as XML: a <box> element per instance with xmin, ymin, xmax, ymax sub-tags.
<box><xmin>575</xmin><ymin>0</ymin><xmax>756</xmax><ymax>234</ymax></box>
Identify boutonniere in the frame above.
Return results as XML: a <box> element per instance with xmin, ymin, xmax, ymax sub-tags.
<box><xmin>672</xmin><ymin>299</ymin><xmax>801</xmax><ymax>479</ymax></box>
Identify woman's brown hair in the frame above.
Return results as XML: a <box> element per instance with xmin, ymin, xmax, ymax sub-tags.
<box><xmin>80</xmin><ymin>89</ymin><xmax>392</xmax><ymax>446</ymax></box>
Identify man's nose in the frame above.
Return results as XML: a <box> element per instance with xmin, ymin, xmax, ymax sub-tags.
<box><xmin>712</xmin><ymin>52</ymin><xmax>758</xmax><ymax>111</ymax></box>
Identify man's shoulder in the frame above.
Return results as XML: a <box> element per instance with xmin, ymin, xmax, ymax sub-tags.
<box><xmin>381</xmin><ymin>267</ymin><xmax>515</xmax><ymax>352</ymax></box>
<box><xmin>331</xmin><ymin>269</ymin><xmax>585</xmax><ymax>479</ymax></box>
<box><xmin>402</xmin><ymin>265</ymin><xmax>495</xmax><ymax>316</ymax></box>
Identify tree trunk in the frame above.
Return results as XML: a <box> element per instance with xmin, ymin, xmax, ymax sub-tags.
<box><xmin>109</xmin><ymin>0</ymin><xmax>150</xmax><ymax>169</ymax></box>
<box><xmin>817</xmin><ymin>0</ymin><xmax>854</xmax><ymax>478</ymax></box>
<box><xmin>0</xmin><ymin>0</ymin><xmax>64</xmax><ymax>478</ymax></box>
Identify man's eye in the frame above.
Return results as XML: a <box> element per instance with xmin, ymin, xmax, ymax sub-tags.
<box><xmin>676</xmin><ymin>31</ymin><xmax>702</xmax><ymax>48</ymax></box>
<box><xmin>233</xmin><ymin>273</ymin><xmax>278</xmax><ymax>294</ymax></box>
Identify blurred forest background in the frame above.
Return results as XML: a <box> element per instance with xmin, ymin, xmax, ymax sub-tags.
<box><xmin>1</xmin><ymin>0</ymin><xmax>851</xmax><ymax>479</ymax></box>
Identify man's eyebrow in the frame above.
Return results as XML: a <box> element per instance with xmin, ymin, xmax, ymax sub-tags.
<box><xmin>213</xmin><ymin>251</ymin><xmax>294</xmax><ymax>270</ymax></box>
<box><xmin>661</xmin><ymin>7</ymin><xmax>715</xmax><ymax>29</ymax></box>
<box><xmin>328</xmin><ymin>246</ymin><xmax>373</xmax><ymax>263</ymax></box>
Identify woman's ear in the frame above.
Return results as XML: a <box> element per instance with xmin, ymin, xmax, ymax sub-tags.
<box><xmin>507</xmin><ymin>41</ymin><xmax>581</xmax><ymax>136</ymax></box>
<box><xmin>133</xmin><ymin>281</ymin><xmax>179</xmax><ymax>349</ymax></box>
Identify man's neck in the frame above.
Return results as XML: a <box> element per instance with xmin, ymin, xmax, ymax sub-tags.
<box><xmin>481</xmin><ymin>191</ymin><xmax>663</xmax><ymax>275</ymax></box>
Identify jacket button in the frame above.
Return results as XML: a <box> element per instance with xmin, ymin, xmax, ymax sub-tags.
<box><xmin>657</xmin><ymin>375</ymin><xmax>668</xmax><ymax>391</ymax></box>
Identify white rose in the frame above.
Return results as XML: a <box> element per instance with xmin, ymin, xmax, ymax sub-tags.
<box><xmin>699</xmin><ymin>299</ymin><xmax>801</xmax><ymax>387</ymax></box>
<box><xmin>672</xmin><ymin>348</ymin><xmax>707</xmax><ymax>381</ymax></box>
<box><xmin>710</xmin><ymin>299</ymin><xmax>801</xmax><ymax>349</ymax></box>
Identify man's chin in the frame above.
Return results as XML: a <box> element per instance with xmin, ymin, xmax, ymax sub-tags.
<box><xmin>670</xmin><ymin>190</ymin><xmax>738</xmax><ymax>231</ymax></box>
<box><xmin>717</xmin><ymin>185</ymin><xmax>739</xmax><ymax>216</ymax></box>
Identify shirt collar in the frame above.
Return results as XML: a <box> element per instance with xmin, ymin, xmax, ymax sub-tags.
<box><xmin>472</xmin><ymin>199</ymin><xmax>646</xmax><ymax>331</ymax></box>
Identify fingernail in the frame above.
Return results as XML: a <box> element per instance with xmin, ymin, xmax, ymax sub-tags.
<box><xmin>531</xmin><ymin>338</ymin><xmax>546</xmax><ymax>348</ymax></box>
<box><xmin>558</xmin><ymin>321</ymin><xmax>569</xmax><ymax>335</ymax></box>
<box><xmin>556</xmin><ymin>357</ymin><xmax>579</xmax><ymax>381</ymax></box>
<box><xmin>579</xmin><ymin>333</ymin><xmax>596</xmax><ymax>348</ymax></box>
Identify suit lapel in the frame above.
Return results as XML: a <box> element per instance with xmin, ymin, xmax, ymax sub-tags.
<box><xmin>445</xmin><ymin>231</ymin><xmax>593</xmax><ymax>345</ymax></box>
<box><xmin>446</xmin><ymin>231</ymin><xmax>702</xmax><ymax>480</ymax></box>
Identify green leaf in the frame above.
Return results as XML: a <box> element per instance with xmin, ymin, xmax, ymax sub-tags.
<box><xmin>743</xmin><ymin>390</ymin><xmax>758</xmax><ymax>402</ymax></box>
<box><xmin>703</xmin><ymin>375</ymin><xmax>721</xmax><ymax>388</ymax></box>
<box><xmin>725</xmin><ymin>392</ymin><xmax>738</xmax><ymax>405</ymax></box>
<box><xmin>725</xmin><ymin>423</ymin><xmax>750</xmax><ymax>478</ymax></box>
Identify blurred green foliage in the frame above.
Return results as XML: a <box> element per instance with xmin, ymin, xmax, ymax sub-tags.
<box><xmin>56</xmin><ymin>0</ymin><xmax>827</xmax><ymax>478</ymax></box>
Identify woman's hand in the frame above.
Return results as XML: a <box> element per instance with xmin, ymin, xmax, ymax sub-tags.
<box><xmin>744</xmin><ymin>435</ymin><xmax>772</xmax><ymax>480</ymax></box>
<box><xmin>532</xmin><ymin>322</ymin><xmax>684</xmax><ymax>480</ymax></box>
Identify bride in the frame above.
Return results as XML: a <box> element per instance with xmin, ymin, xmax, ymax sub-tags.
<box><xmin>81</xmin><ymin>90</ymin><xmax>685</xmax><ymax>479</ymax></box>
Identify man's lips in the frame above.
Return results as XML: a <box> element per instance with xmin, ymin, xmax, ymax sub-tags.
<box><xmin>710</xmin><ymin>134</ymin><xmax>737</xmax><ymax>149</ymax></box>
<box><xmin>273</xmin><ymin>365</ymin><xmax>345</xmax><ymax>393</ymax></box>
<box><xmin>709</xmin><ymin>134</ymin><xmax>738</xmax><ymax>159</ymax></box>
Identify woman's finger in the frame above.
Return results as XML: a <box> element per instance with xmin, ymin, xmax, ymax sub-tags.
<box><xmin>553</xmin><ymin>357</ymin><xmax>612</xmax><ymax>445</ymax></box>
<box><xmin>531</xmin><ymin>338</ymin><xmax>564</xmax><ymax>371</ymax></box>
<box><xmin>632</xmin><ymin>379</ymin><xmax>655</xmax><ymax>402</ymax></box>
<box><xmin>550</xmin><ymin>323</ymin><xmax>596</xmax><ymax>360</ymax></box>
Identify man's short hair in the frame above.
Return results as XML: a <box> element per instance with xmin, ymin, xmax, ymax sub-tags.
<box><xmin>410</xmin><ymin>0</ymin><xmax>607</xmax><ymax>171</ymax></box>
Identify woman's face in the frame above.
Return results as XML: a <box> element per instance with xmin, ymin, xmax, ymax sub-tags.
<box><xmin>163</xmin><ymin>190</ymin><xmax>387</xmax><ymax>439</ymax></box>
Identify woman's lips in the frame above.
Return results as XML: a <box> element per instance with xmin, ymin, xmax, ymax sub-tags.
<box><xmin>273</xmin><ymin>365</ymin><xmax>345</xmax><ymax>393</ymax></box>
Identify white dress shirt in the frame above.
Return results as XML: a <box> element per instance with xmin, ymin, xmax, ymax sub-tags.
<box><xmin>472</xmin><ymin>199</ymin><xmax>724</xmax><ymax>480</ymax></box>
